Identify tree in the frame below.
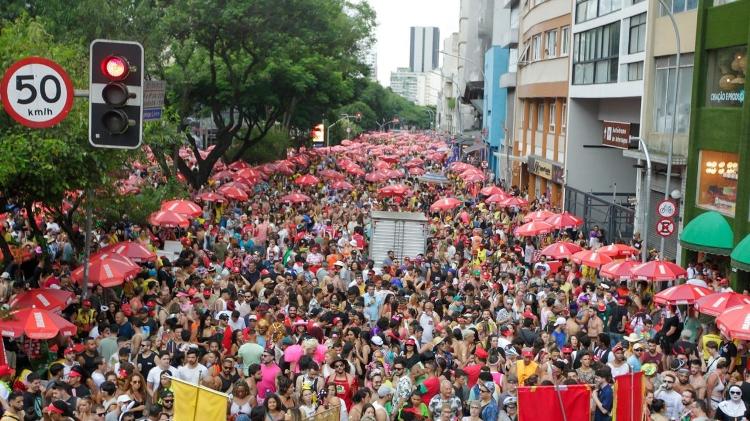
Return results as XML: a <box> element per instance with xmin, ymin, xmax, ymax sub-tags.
<box><xmin>0</xmin><ymin>17</ymin><xmax>127</xmax><ymax>262</ymax></box>
<box><xmin>160</xmin><ymin>0</ymin><xmax>376</xmax><ymax>189</ymax></box>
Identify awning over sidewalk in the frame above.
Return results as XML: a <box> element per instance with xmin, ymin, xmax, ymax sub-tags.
<box><xmin>731</xmin><ymin>234</ymin><xmax>750</xmax><ymax>272</ymax></box>
<box><xmin>679</xmin><ymin>211</ymin><xmax>734</xmax><ymax>255</ymax></box>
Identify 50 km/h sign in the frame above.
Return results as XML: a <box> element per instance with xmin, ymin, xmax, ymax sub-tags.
<box><xmin>1</xmin><ymin>57</ymin><xmax>74</xmax><ymax>128</ymax></box>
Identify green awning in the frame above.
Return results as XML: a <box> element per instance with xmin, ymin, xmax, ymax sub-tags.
<box><xmin>679</xmin><ymin>211</ymin><xmax>734</xmax><ymax>255</ymax></box>
<box><xmin>731</xmin><ymin>234</ymin><xmax>750</xmax><ymax>272</ymax></box>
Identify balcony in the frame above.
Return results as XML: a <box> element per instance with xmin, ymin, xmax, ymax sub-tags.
<box><xmin>500</xmin><ymin>72</ymin><xmax>517</xmax><ymax>88</ymax></box>
<box><xmin>499</xmin><ymin>28</ymin><xmax>519</xmax><ymax>48</ymax></box>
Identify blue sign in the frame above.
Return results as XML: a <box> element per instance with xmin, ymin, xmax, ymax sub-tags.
<box><xmin>143</xmin><ymin>108</ymin><xmax>162</xmax><ymax>121</ymax></box>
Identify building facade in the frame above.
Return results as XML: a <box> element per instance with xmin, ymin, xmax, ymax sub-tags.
<box><xmin>410</xmin><ymin>26</ymin><xmax>440</xmax><ymax>73</ymax></box>
<box><xmin>680</xmin><ymin>0</ymin><xmax>750</xmax><ymax>286</ymax></box>
<box><xmin>562</xmin><ymin>0</ymin><xmax>650</xmax><ymax>242</ymax></box>
<box><xmin>627</xmin><ymin>0</ymin><xmax>697</xmax><ymax>259</ymax></box>
<box><xmin>511</xmin><ymin>0</ymin><xmax>572</xmax><ymax>207</ymax></box>
<box><xmin>390</xmin><ymin>68</ymin><xmax>420</xmax><ymax>103</ymax></box>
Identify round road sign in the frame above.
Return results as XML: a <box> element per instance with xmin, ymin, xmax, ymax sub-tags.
<box><xmin>656</xmin><ymin>218</ymin><xmax>675</xmax><ymax>237</ymax></box>
<box><xmin>1</xmin><ymin>57</ymin><xmax>74</xmax><ymax>128</ymax></box>
<box><xmin>657</xmin><ymin>199</ymin><xmax>677</xmax><ymax>218</ymax></box>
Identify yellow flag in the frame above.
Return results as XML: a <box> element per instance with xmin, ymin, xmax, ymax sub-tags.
<box><xmin>171</xmin><ymin>377</ymin><xmax>228</xmax><ymax>421</ymax></box>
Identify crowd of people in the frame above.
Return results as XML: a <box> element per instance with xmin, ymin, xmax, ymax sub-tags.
<box><xmin>0</xmin><ymin>132</ymin><xmax>740</xmax><ymax>421</ymax></box>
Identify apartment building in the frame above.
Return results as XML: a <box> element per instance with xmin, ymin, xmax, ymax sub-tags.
<box><xmin>512</xmin><ymin>0</ymin><xmax>572</xmax><ymax>207</ymax></box>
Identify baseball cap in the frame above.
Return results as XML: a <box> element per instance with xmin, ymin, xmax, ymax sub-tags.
<box><xmin>522</xmin><ymin>348</ymin><xmax>534</xmax><ymax>358</ymax></box>
<box><xmin>377</xmin><ymin>384</ymin><xmax>394</xmax><ymax>398</ymax></box>
<box><xmin>554</xmin><ymin>316</ymin><xmax>566</xmax><ymax>326</ymax></box>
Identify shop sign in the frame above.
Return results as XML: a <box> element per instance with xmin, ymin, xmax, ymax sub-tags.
<box><xmin>709</xmin><ymin>89</ymin><xmax>745</xmax><ymax>106</ymax></box>
<box><xmin>602</xmin><ymin>120</ymin><xmax>632</xmax><ymax>149</ymax></box>
<box><xmin>527</xmin><ymin>155</ymin><xmax>564</xmax><ymax>184</ymax></box>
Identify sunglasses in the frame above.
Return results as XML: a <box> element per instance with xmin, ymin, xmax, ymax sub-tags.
<box><xmin>335</xmin><ymin>364</ymin><xmax>345</xmax><ymax>368</ymax></box>
<box><xmin>663</xmin><ymin>380</ymin><xmax>674</xmax><ymax>384</ymax></box>
<box><xmin>730</xmin><ymin>391</ymin><xmax>742</xmax><ymax>396</ymax></box>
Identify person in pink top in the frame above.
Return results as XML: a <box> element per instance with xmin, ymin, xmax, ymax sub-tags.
<box><xmin>257</xmin><ymin>348</ymin><xmax>280</xmax><ymax>403</ymax></box>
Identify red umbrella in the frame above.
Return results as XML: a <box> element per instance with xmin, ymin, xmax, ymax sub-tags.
<box><xmin>196</xmin><ymin>192</ymin><xmax>227</xmax><ymax>203</ymax></box>
<box><xmin>545</xmin><ymin>212</ymin><xmax>584</xmax><ymax>229</ymax></box>
<box><xmin>599</xmin><ymin>260</ymin><xmax>639</xmax><ymax>280</ymax></box>
<box><xmin>365</xmin><ymin>172</ymin><xmax>387</xmax><ymax>183</ymax></box>
<box><xmin>0</xmin><ymin>308</ymin><xmax>77</xmax><ymax>339</ymax></box>
<box><xmin>498</xmin><ymin>196</ymin><xmax>529</xmax><ymax>208</ymax></box>
<box><xmin>71</xmin><ymin>253</ymin><xmax>141</xmax><ymax>288</ymax></box>
<box><xmin>404</xmin><ymin>158</ymin><xmax>424</xmax><ymax>168</ymax></box>
<box><xmin>382</xmin><ymin>169</ymin><xmax>404</xmax><ymax>179</ymax></box>
<box><xmin>462</xmin><ymin>173</ymin><xmax>485</xmax><ymax>183</ymax></box>
<box><xmin>160</xmin><ymin>199</ymin><xmax>202</xmax><ymax>217</ymax></box>
<box><xmin>696</xmin><ymin>292</ymin><xmax>750</xmax><ymax>317</ymax></box>
<box><xmin>523</xmin><ymin>210</ymin><xmax>556</xmax><ymax>222</ymax></box>
<box><xmin>217</xmin><ymin>185</ymin><xmax>249</xmax><ymax>201</ymax></box>
<box><xmin>149</xmin><ymin>210</ymin><xmax>190</xmax><ymax>228</ymax></box>
<box><xmin>228</xmin><ymin>161</ymin><xmax>250</xmax><ymax>171</ymax></box>
<box><xmin>540</xmin><ymin>242</ymin><xmax>583</xmax><ymax>260</ymax></box>
<box><xmin>485</xmin><ymin>193</ymin><xmax>509</xmax><ymax>204</ymax></box>
<box><xmin>100</xmin><ymin>241</ymin><xmax>157</xmax><ymax>263</ymax></box>
<box><xmin>10</xmin><ymin>289</ymin><xmax>73</xmax><ymax>311</ymax></box>
<box><xmin>280</xmin><ymin>193</ymin><xmax>312</xmax><ymax>204</ymax></box>
<box><xmin>653</xmin><ymin>284</ymin><xmax>714</xmax><ymax>305</ymax></box>
<box><xmin>430</xmin><ymin>198</ymin><xmax>462</xmax><ymax>212</ymax></box>
<box><xmin>515</xmin><ymin>221</ymin><xmax>554</xmax><ymax>237</ymax></box>
<box><xmin>330</xmin><ymin>180</ymin><xmax>353</xmax><ymax>190</ymax></box>
<box><xmin>378</xmin><ymin>184</ymin><xmax>411</xmax><ymax>197</ymax></box>
<box><xmin>221</xmin><ymin>181</ymin><xmax>252</xmax><ymax>192</ymax></box>
<box><xmin>319</xmin><ymin>169</ymin><xmax>345</xmax><ymax>180</ymax></box>
<box><xmin>408</xmin><ymin>167</ymin><xmax>426</xmax><ymax>176</ymax></box>
<box><xmin>234</xmin><ymin>168</ymin><xmax>266</xmax><ymax>180</ymax></box>
<box><xmin>211</xmin><ymin>170</ymin><xmax>234</xmax><ymax>181</ymax></box>
<box><xmin>275</xmin><ymin>164</ymin><xmax>295</xmax><ymax>176</ymax></box>
<box><xmin>630</xmin><ymin>260</ymin><xmax>687</xmax><ymax>281</ymax></box>
<box><xmin>294</xmin><ymin>175</ymin><xmax>320</xmax><ymax>186</ymax></box>
<box><xmin>571</xmin><ymin>250</ymin><xmax>613</xmax><ymax>268</ymax></box>
<box><xmin>598</xmin><ymin>243</ymin><xmax>639</xmax><ymax>258</ymax></box>
<box><xmin>480</xmin><ymin>186</ymin><xmax>505</xmax><ymax>196</ymax></box>
<box><xmin>717</xmin><ymin>304</ymin><xmax>750</xmax><ymax>340</ymax></box>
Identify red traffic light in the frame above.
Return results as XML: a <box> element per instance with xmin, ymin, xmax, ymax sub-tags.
<box><xmin>101</xmin><ymin>55</ymin><xmax>129</xmax><ymax>80</ymax></box>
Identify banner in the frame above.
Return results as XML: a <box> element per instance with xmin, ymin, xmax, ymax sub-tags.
<box><xmin>613</xmin><ymin>371</ymin><xmax>645</xmax><ymax>421</ymax></box>
<box><xmin>171</xmin><ymin>377</ymin><xmax>228</xmax><ymax>421</ymax></box>
<box><xmin>518</xmin><ymin>384</ymin><xmax>591</xmax><ymax>421</ymax></box>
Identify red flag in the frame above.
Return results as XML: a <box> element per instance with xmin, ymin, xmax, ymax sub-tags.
<box><xmin>613</xmin><ymin>371</ymin><xmax>645</xmax><ymax>421</ymax></box>
<box><xmin>518</xmin><ymin>384</ymin><xmax>591</xmax><ymax>421</ymax></box>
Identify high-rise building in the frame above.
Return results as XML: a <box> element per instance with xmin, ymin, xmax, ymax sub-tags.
<box><xmin>390</xmin><ymin>68</ymin><xmax>420</xmax><ymax>103</ymax></box>
<box><xmin>410</xmin><ymin>26</ymin><xmax>440</xmax><ymax>72</ymax></box>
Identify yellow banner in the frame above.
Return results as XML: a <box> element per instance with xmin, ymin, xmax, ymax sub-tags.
<box><xmin>171</xmin><ymin>377</ymin><xmax>228</xmax><ymax>421</ymax></box>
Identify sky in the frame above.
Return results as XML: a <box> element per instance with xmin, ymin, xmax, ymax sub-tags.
<box><xmin>366</xmin><ymin>0</ymin><xmax>460</xmax><ymax>86</ymax></box>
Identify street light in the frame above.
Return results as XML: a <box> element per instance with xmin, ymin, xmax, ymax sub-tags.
<box><xmin>376</xmin><ymin>117</ymin><xmax>400</xmax><ymax>131</ymax></box>
<box><xmin>655</xmin><ymin>0</ymin><xmax>681</xmax><ymax>259</ymax></box>
<box><xmin>326</xmin><ymin>114</ymin><xmax>352</xmax><ymax>147</ymax></box>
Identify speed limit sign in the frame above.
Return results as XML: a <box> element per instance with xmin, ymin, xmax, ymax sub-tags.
<box><xmin>1</xmin><ymin>57</ymin><xmax>74</xmax><ymax>128</ymax></box>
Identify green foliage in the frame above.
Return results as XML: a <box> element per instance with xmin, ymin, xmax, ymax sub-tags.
<box><xmin>0</xmin><ymin>17</ymin><xmax>126</xmax><ymax>222</ymax></box>
<box><xmin>226</xmin><ymin>128</ymin><xmax>292</xmax><ymax>164</ymax></box>
<box><xmin>90</xmin><ymin>179</ymin><xmax>188</xmax><ymax>227</ymax></box>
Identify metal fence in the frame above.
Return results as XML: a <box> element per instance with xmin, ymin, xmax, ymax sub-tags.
<box><xmin>564</xmin><ymin>186</ymin><xmax>636</xmax><ymax>244</ymax></box>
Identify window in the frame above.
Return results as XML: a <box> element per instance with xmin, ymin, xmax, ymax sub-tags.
<box><xmin>653</xmin><ymin>54</ymin><xmax>694</xmax><ymax>133</ymax></box>
<box><xmin>659</xmin><ymin>0</ymin><xmax>697</xmax><ymax>15</ymax></box>
<box><xmin>561</xmin><ymin>27</ymin><xmax>570</xmax><ymax>56</ymax></box>
<box><xmin>598</xmin><ymin>0</ymin><xmax>621</xmax><ymax>16</ymax></box>
<box><xmin>561</xmin><ymin>102</ymin><xmax>568</xmax><ymax>130</ymax></box>
<box><xmin>573</xmin><ymin>22</ymin><xmax>621</xmax><ymax>84</ymax></box>
<box><xmin>628</xmin><ymin>13</ymin><xmax>646</xmax><ymax>54</ymax></box>
<box><xmin>546</xmin><ymin>30</ymin><xmax>558</xmax><ymax>58</ymax></box>
<box><xmin>576</xmin><ymin>0</ymin><xmax>597</xmax><ymax>23</ymax></box>
<box><xmin>536</xmin><ymin>103</ymin><xmax>544</xmax><ymax>131</ymax></box>
<box><xmin>532</xmin><ymin>35</ymin><xmax>542</xmax><ymax>61</ymax></box>
<box><xmin>627</xmin><ymin>61</ymin><xmax>644</xmax><ymax>80</ymax></box>
<box><xmin>705</xmin><ymin>47</ymin><xmax>747</xmax><ymax>108</ymax></box>
<box><xmin>697</xmin><ymin>150</ymin><xmax>738</xmax><ymax>216</ymax></box>
<box><xmin>549</xmin><ymin>102</ymin><xmax>557</xmax><ymax>133</ymax></box>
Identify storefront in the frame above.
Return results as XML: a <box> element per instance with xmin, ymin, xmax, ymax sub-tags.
<box><xmin>526</xmin><ymin>155</ymin><xmax>565</xmax><ymax>207</ymax></box>
<box><xmin>682</xmin><ymin>0</ymin><xmax>750</xmax><ymax>287</ymax></box>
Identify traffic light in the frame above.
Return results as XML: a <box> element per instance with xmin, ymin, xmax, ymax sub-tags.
<box><xmin>89</xmin><ymin>39</ymin><xmax>144</xmax><ymax>149</ymax></box>
<box><xmin>355</xmin><ymin>112</ymin><xmax>362</xmax><ymax>121</ymax></box>
<box><xmin>311</xmin><ymin>123</ymin><xmax>325</xmax><ymax>143</ymax></box>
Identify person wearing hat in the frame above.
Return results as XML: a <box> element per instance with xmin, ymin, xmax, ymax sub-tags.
<box><xmin>515</xmin><ymin>348</ymin><xmax>540</xmax><ymax>386</ymax></box>
<box><xmin>628</xmin><ymin>342</ymin><xmax>644</xmax><ymax>372</ymax></box>
<box><xmin>498</xmin><ymin>396</ymin><xmax>518</xmax><ymax>421</ymax></box>
<box><xmin>607</xmin><ymin>343</ymin><xmax>630</xmax><ymax>377</ymax></box>
<box><xmin>326</xmin><ymin>355</ymin><xmax>358</xmax><ymax>411</ymax></box>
